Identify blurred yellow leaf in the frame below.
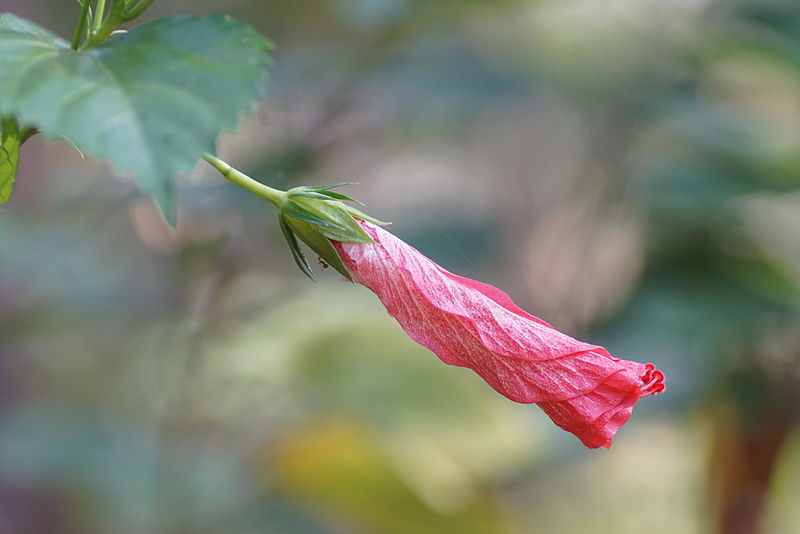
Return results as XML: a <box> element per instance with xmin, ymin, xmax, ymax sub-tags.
<box><xmin>269</xmin><ymin>419</ymin><xmax>518</xmax><ymax>534</ymax></box>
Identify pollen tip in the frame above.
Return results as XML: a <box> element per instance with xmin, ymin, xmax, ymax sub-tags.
<box><xmin>639</xmin><ymin>364</ymin><xmax>665</xmax><ymax>397</ymax></box>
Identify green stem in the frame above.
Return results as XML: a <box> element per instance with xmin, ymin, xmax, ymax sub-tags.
<box><xmin>124</xmin><ymin>0</ymin><xmax>158</xmax><ymax>21</ymax></box>
<box><xmin>93</xmin><ymin>0</ymin><xmax>107</xmax><ymax>33</ymax></box>
<box><xmin>71</xmin><ymin>0</ymin><xmax>93</xmax><ymax>50</ymax></box>
<box><xmin>82</xmin><ymin>0</ymin><xmax>125</xmax><ymax>48</ymax></box>
<box><xmin>203</xmin><ymin>154</ymin><xmax>286</xmax><ymax>207</ymax></box>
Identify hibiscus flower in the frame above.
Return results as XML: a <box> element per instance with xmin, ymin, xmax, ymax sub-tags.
<box><xmin>333</xmin><ymin>221</ymin><xmax>664</xmax><ymax>449</ymax></box>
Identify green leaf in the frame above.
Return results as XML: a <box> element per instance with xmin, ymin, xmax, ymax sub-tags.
<box><xmin>285</xmin><ymin>218</ymin><xmax>353</xmax><ymax>282</ymax></box>
<box><xmin>0</xmin><ymin>13</ymin><xmax>273</xmax><ymax>224</ymax></box>
<box><xmin>279</xmin><ymin>214</ymin><xmax>314</xmax><ymax>281</ymax></box>
<box><xmin>0</xmin><ymin>117</ymin><xmax>20</xmax><ymax>203</ymax></box>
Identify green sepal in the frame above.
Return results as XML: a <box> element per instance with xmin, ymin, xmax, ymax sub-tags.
<box><xmin>289</xmin><ymin>190</ymin><xmax>345</xmax><ymax>202</ymax></box>
<box><xmin>341</xmin><ymin>204</ymin><xmax>391</xmax><ymax>226</ymax></box>
<box><xmin>290</xmin><ymin>196</ymin><xmax>374</xmax><ymax>244</ymax></box>
<box><xmin>0</xmin><ymin>116</ymin><xmax>20</xmax><ymax>203</ymax></box>
<box><xmin>273</xmin><ymin>180</ymin><xmax>388</xmax><ymax>280</ymax></box>
<box><xmin>279</xmin><ymin>214</ymin><xmax>314</xmax><ymax>281</ymax></box>
<box><xmin>282</xmin><ymin>199</ymin><xmax>344</xmax><ymax>228</ymax></box>
<box><xmin>314</xmin><ymin>190</ymin><xmax>365</xmax><ymax>205</ymax></box>
<box><xmin>284</xmin><ymin>217</ymin><xmax>353</xmax><ymax>281</ymax></box>
<box><xmin>288</xmin><ymin>185</ymin><xmax>365</xmax><ymax>205</ymax></box>
<box><xmin>302</xmin><ymin>182</ymin><xmax>358</xmax><ymax>191</ymax></box>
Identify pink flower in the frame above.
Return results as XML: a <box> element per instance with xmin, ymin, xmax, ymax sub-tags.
<box><xmin>333</xmin><ymin>221</ymin><xmax>664</xmax><ymax>449</ymax></box>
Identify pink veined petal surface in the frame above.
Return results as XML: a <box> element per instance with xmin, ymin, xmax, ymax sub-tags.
<box><xmin>333</xmin><ymin>221</ymin><xmax>665</xmax><ymax>449</ymax></box>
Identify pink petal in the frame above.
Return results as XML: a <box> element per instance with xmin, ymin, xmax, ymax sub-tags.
<box><xmin>333</xmin><ymin>221</ymin><xmax>664</xmax><ymax>449</ymax></box>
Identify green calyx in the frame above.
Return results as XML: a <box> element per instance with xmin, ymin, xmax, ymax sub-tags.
<box><xmin>203</xmin><ymin>154</ymin><xmax>389</xmax><ymax>280</ymax></box>
<box><xmin>278</xmin><ymin>184</ymin><xmax>390</xmax><ymax>281</ymax></box>
<box><xmin>1</xmin><ymin>116</ymin><xmax>21</xmax><ymax>203</ymax></box>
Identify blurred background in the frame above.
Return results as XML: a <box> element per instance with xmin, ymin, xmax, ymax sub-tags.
<box><xmin>2</xmin><ymin>0</ymin><xmax>800</xmax><ymax>532</ymax></box>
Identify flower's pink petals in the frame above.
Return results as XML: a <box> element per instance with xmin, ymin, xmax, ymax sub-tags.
<box><xmin>334</xmin><ymin>221</ymin><xmax>664</xmax><ymax>449</ymax></box>
<box><xmin>435</xmin><ymin>268</ymin><xmax>553</xmax><ymax>328</ymax></box>
<box><xmin>538</xmin><ymin>366</ymin><xmax>643</xmax><ymax>448</ymax></box>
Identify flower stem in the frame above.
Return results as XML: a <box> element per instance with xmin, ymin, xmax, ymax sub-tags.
<box><xmin>123</xmin><ymin>0</ymin><xmax>158</xmax><ymax>21</ymax></box>
<box><xmin>202</xmin><ymin>153</ymin><xmax>286</xmax><ymax>207</ymax></box>
<box><xmin>82</xmin><ymin>0</ymin><xmax>125</xmax><ymax>49</ymax></box>
<box><xmin>71</xmin><ymin>0</ymin><xmax>93</xmax><ymax>50</ymax></box>
<box><xmin>93</xmin><ymin>0</ymin><xmax>107</xmax><ymax>32</ymax></box>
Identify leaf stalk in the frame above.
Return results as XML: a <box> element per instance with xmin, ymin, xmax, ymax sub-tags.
<box><xmin>71</xmin><ymin>0</ymin><xmax>93</xmax><ymax>50</ymax></box>
<box><xmin>93</xmin><ymin>0</ymin><xmax>107</xmax><ymax>32</ymax></box>
<box><xmin>124</xmin><ymin>0</ymin><xmax>158</xmax><ymax>21</ymax></box>
<box><xmin>82</xmin><ymin>0</ymin><xmax>126</xmax><ymax>48</ymax></box>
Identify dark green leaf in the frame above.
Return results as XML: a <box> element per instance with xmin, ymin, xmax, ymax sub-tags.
<box><xmin>0</xmin><ymin>13</ymin><xmax>273</xmax><ymax>224</ymax></box>
<box><xmin>279</xmin><ymin>214</ymin><xmax>314</xmax><ymax>280</ymax></box>
<box><xmin>0</xmin><ymin>117</ymin><xmax>20</xmax><ymax>203</ymax></box>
